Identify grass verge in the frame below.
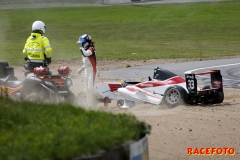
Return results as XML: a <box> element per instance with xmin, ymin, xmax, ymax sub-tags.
<box><xmin>0</xmin><ymin>96</ymin><xmax>151</xmax><ymax>160</ymax></box>
<box><xmin>0</xmin><ymin>1</ymin><xmax>239</xmax><ymax>65</ymax></box>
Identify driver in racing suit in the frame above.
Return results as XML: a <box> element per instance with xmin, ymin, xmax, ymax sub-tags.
<box><xmin>22</xmin><ymin>20</ymin><xmax>52</xmax><ymax>73</ymax></box>
<box><xmin>77</xmin><ymin>34</ymin><xmax>98</xmax><ymax>108</ymax></box>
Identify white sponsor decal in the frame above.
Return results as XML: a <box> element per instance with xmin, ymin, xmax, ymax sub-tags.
<box><xmin>140</xmin><ymin>84</ymin><xmax>153</xmax><ymax>87</ymax></box>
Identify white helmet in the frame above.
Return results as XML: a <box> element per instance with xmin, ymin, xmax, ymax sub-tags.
<box><xmin>32</xmin><ymin>21</ymin><xmax>46</xmax><ymax>34</ymax></box>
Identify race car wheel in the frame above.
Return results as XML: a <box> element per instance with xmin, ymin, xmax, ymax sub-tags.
<box><xmin>214</xmin><ymin>92</ymin><xmax>224</xmax><ymax>104</ymax></box>
<box><xmin>117</xmin><ymin>99</ymin><xmax>124</xmax><ymax>107</ymax></box>
<box><xmin>164</xmin><ymin>86</ymin><xmax>187</xmax><ymax>108</ymax></box>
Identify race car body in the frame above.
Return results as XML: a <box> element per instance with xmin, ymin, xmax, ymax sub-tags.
<box><xmin>94</xmin><ymin>67</ymin><xmax>224</xmax><ymax>108</ymax></box>
<box><xmin>117</xmin><ymin>69</ymin><xmax>187</xmax><ymax>108</ymax></box>
<box><xmin>94</xmin><ymin>67</ymin><xmax>185</xmax><ymax>107</ymax></box>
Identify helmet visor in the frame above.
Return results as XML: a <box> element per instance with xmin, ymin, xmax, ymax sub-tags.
<box><xmin>77</xmin><ymin>37</ymin><xmax>87</xmax><ymax>43</ymax></box>
<box><xmin>80</xmin><ymin>38</ymin><xmax>86</xmax><ymax>43</ymax></box>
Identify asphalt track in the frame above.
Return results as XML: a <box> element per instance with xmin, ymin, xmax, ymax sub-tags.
<box><xmin>100</xmin><ymin>58</ymin><xmax>240</xmax><ymax>89</ymax></box>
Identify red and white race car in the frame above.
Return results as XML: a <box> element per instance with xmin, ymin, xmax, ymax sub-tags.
<box><xmin>79</xmin><ymin>67</ymin><xmax>224</xmax><ymax>108</ymax></box>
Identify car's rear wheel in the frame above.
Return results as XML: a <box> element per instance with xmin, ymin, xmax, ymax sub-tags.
<box><xmin>214</xmin><ymin>92</ymin><xmax>224</xmax><ymax>104</ymax></box>
<box><xmin>163</xmin><ymin>86</ymin><xmax>187</xmax><ymax>108</ymax></box>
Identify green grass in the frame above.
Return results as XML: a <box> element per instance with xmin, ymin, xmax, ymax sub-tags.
<box><xmin>0</xmin><ymin>1</ymin><xmax>239</xmax><ymax>65</ymax></box>
<box><xmin>0</xmin><ymin>96</ymin><xmax>150</xmax><ymax>160</ymax></box>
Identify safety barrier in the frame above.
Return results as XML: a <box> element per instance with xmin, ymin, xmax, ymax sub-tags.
<box><xmin>74</xmin><ymin>135</ymin><xmax>149</xmax><ymax>160</ymax></box>
<box><xmin>101</xmin><ymin>0</ymin><xmax>132</xmax><ymax>4</ymax></box>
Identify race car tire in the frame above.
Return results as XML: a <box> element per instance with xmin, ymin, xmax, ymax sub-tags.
<box><xmin>163</xmin><ymin>85</ymin><xmax>187</xmax><ymax>108</ymax></box>
<box><xmin>117</xmin><ymin>99</ymin><xmax>124</xmax><ymax>107</ymax></box>
<box><xmin>214</xmin><ymin>92</ymin><xmax>224</xmax><ymax>104</ymax></box>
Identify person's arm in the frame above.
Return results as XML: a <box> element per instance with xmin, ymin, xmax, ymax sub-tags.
<box><xmin>80</xmin><ymin>47</ymin><xmax>94</xmax><ymax>57</ymax></box>
<box><xmin>46</xmin><ymin>57</ymin><xmax>51</xmax><ymax>65</ymax></box>
<box><xmin>42</xmin><ymin>37</ymin><xmax>52</xmax><ymax>64</ymax></box>
<box><xmin>77</xmin><ymin>65</ymin><xmax>85</xmax><ymax>74</ymax></box>
<box><xmin>23</xmin><ymin>39</ymin><xmax>28</xmax><ymax>56</ymax></box>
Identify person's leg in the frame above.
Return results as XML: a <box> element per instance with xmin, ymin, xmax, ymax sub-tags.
<box><xmin>84</xmin><ymin>69</ymin><xmax>90</xmax><ymax>109</ymax></box>
<box><xmin>86</xmin><ymin>67</ymin><xmax>94</xmax><ymax>108</ymax></box>
<box><xmin>94</xmin><ymin>68</ymin><xmax>98</xmax><ymax>86</ymax></box>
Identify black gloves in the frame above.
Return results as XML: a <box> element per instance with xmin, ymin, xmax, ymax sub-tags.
<box><xmin>24</xmin><ymin>57</ymin><xmax>29</xmax><ymax>61</ymax></box>
<box><xmin>46</xmin><ymin>57</ymin><xmax>51</xmax><ymax>64</ymax></box>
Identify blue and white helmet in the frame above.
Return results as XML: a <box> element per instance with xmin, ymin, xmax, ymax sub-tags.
<box><xmin>76</xmin><ymin>34</ymin><xmax>92</xmax><ymax>49</ymax></box>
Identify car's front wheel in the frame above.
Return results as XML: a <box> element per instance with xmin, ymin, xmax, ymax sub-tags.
<box><xmin>163</xmin><ymin>86</ymin><xmax>187</xmax><ymax>108</ymax></box>
<box><xmin>117</xmin><ymin>99</ymin><xmax>124</xmax><ymax>107</ymax></box>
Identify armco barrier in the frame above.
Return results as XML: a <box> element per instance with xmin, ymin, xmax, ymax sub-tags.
<box><xmin>130</xmin><ymin>135</ymin><xmax>149</xmax><ymax>160</ymax></box>
<box><xmin>74</xmin><ymin>135</ymin><xmax>149</xmax><ymax>160</ymax></box>
<box><xmin>102</xmin><ymin>0</ymin><xmax>132</xmax><ymax>4</ymax></box>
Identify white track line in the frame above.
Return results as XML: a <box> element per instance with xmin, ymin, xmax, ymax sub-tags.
<box><xmin>185</xmin><ymin>63</ymin><xmax>240</xmax><ymax>82</ymax></box>
<box><xmin>185</xmin><ymin>63</ymin><xmax>240</xmax><ymax>74</ymax></box>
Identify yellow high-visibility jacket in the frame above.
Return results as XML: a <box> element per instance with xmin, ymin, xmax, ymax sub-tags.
<box><xmin>23</xmin><ymin>33</ymin><xmax>52</xmax><ymax>62</ymax></box>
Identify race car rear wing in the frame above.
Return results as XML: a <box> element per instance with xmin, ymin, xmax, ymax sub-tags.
<box><xmin>185</xmin><ymin>70</ymin><xmax>223</xmax><ymax>95</ymax></box>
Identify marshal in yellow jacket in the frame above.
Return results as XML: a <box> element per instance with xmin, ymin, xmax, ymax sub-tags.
<box><xmin>23</xmin><ymin>33</ymin><xmax>52</xmax><ymax>63</ymax></box>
